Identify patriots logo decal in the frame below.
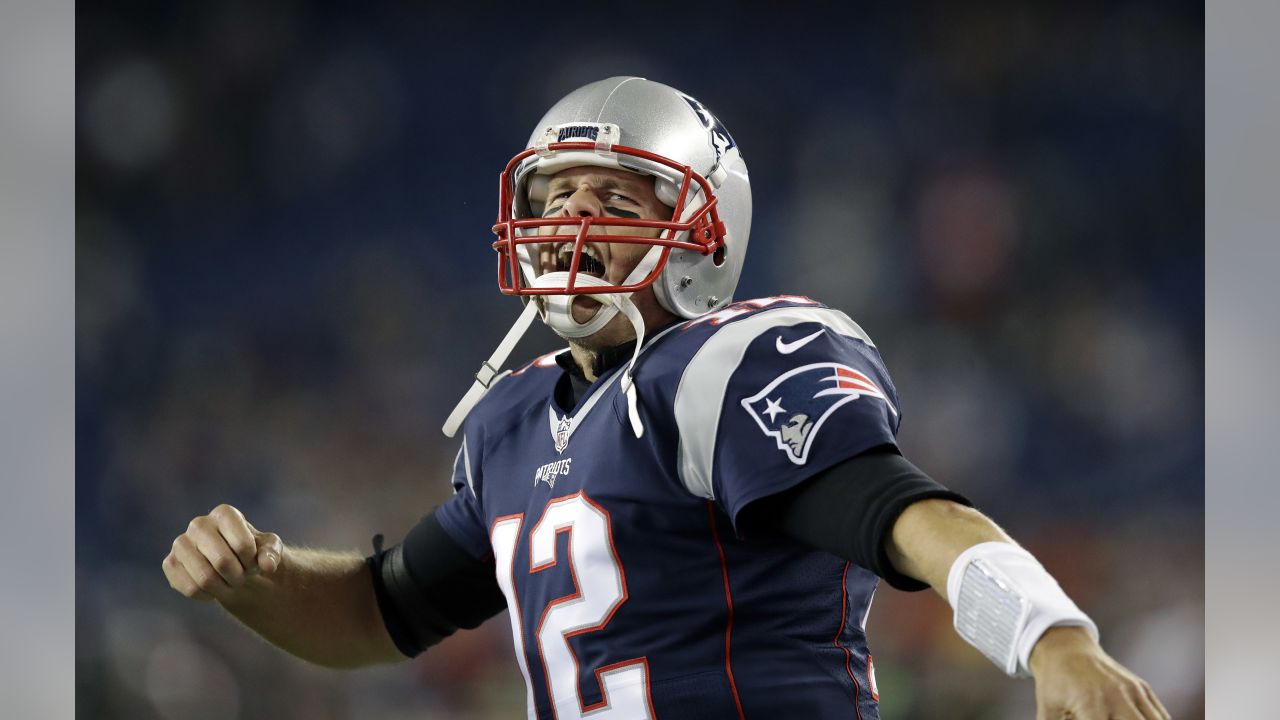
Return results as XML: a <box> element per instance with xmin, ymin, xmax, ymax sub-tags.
<box><xmin>741</xmin><ymin>363</ymin><xmax>898</xmax><ymax>465</ymax></box>
<box><xmin>680</xmin><ymin>93</ymin><xmax>737</xmax><ymax>163</ymax></box>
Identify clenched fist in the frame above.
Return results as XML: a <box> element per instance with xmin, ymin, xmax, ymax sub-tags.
<box><xmin>163</xmin><ymin>504</ymin><xmax>284</xmax><ymax>602</ymax></box>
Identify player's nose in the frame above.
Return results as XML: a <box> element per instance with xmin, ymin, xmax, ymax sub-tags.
<box><xmin>561</xmin><ymin>187</ymin><xmax>603</xmax><ymax>218</ymax></box>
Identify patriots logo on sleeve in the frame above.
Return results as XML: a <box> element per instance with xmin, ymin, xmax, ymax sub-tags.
<box><xmin>741</xmin><ymin>363</ymin><xmax>898</xmax><ymax>465</ymax></box>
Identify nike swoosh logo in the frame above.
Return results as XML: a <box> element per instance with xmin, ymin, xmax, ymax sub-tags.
<box><xmin>776</xmin><ymin>329</ymin><xmax>825</xmax><ymax>354</ymax></box>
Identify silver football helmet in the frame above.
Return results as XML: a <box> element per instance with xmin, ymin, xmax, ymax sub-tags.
<box><xmin>493</xmin><ymin>76</ymin><xmax>752</xmax><ymax>334</ymax></box>
<box><xmin>445</xmin><ymin>77</ymin><xmax>751</xmax><ymax>437</ymax></box>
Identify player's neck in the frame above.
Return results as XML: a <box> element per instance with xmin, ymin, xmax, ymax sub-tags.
<box><xmin>566</xmin><ymin>339</ymin><xmax>639</xmax><ymax>383</ymax></box>
<box><xmin>563</xmin><ymin>307</ymin><xmax>680</xmax><ymax>382</ymax></box>
<box><xmin>567</xmin><ymin>344</ymin><xmax>601</xmax><ymax>382</ymax></box>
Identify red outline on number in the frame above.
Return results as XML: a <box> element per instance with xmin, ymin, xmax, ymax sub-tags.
<box><xmin>834</xmin><ymin>561</ymin><xmax>864</xmax><ymax>720</ymax></box>
<box><xmin>867</xmin><ymin>655</ymin><xmax>879</xmax><ymax>702</ymax></box>
<box><xmin>705</xmin><ymin>501</ymin><xmax>745</xmax><ymax>720</ymax></box>
<box><xmin>528</xmin><ymin>491</ymin><xmax>653</xmax><ymax>718</ymax></box>
<box><xmin>583</xmin><ymin>657</ymin><xmax>657</xmax><ymax>717</ymax></box>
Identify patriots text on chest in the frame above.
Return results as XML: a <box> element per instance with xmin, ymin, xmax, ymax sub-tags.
<box><xmin>533</xmin><ymin>457</ymin><xmax>573</xmax><ymax>488</ymax></box>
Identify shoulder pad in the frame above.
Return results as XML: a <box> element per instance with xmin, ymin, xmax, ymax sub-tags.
<box><xmin>673</xmin><ymin>303</ymin><xmax>882</xmax><ymax>498</ymax></box>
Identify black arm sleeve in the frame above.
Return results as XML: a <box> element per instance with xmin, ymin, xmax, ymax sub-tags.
<box><xmin>748</xmin><ymin>446</ymin><xmax>973</xmax><ymax>591</ymax></box>
<box><xmin>366</xmin><ymin>510</ymin><xmax>508</xmax><ymax>658</ymax></box>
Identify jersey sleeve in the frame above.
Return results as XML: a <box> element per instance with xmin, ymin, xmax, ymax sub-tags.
<box><xmin>431</xmin><ymin>429</ymin><xmax>493</xmax><ymax>559</ymax></box>
<box><xmin>674</xmin><ymin>306</ymin><xmax>902</xmax><ymax>530</ymax></box>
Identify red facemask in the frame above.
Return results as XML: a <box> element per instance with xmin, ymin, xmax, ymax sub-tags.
<box><xmin>492</xmin><ymin>141</ymin><xmax>728</xmax><ymax>298</ymax></box>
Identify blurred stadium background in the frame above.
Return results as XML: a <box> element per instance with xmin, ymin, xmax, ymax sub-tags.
<box><xmin>76</xmin><ymin>3</ymin><xmax>1203</xmax><ymax>718</ymax></box>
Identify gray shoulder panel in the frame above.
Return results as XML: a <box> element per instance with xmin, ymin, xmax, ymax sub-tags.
<box><xmin>672</xmin><ymin>307</ymin><xmax>875</xmax><ymax>499</ymax></box>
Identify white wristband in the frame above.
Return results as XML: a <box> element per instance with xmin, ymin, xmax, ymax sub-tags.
<box><xmin>946</xmin><ymin>541</ymin><xmax>1098</xmax><ymax>677</ymax></box>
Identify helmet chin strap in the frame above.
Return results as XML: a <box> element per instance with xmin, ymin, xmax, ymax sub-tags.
<box><xmin>442</xmin><ymin>299</ymin><xmax>540</xmax><ymax>438</ymax></box>
<box><xmin>548</xmin><ymin>285</ymin><xmax>650</xmax><ymax>439</ymax></box>
<box><xmin>614</xmin><ymin>298</ymin><xmax>648</xmax><ymax>439</ymax></box>
<box><xmin>444</xmin><ymin>246</ymin><xmax>664</xmax><ymax>438</ymax></box>
<box><xmin>534</xmin><ymin>241</ymin><xmax>666</xmax><ymax>338</ymax></box>
<box><xmin>535</xmin><ymin>272</ymin><xmax>624</xmax><ymax>339</ymax></box>
<box><xmin>535</xmin><ymin>246</ymin><xmax>662</xmax><ymax>438</ymax></box>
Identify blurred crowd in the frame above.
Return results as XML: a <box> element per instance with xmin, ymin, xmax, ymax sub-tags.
<box><xmin>76</xmin><ymin>3</ymin><xmax>1203</xmax><ymax>718</ymax></box>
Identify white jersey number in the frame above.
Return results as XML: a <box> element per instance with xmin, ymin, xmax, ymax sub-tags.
<box><xmin>490</xmin><ymin>492</ymin><xmax>653</xmax><ymax>720</ymax></box>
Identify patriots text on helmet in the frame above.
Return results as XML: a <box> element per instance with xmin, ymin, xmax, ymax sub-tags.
<box><xmin>556</xmin><ymin>125</ymin><xmax>600</xmax><ymax>142</ymax></box>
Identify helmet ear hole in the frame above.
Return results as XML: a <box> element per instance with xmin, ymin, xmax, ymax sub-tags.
<box><xmin>712</xmin><ymin>245</ymin><xmax>727</xmax><ymax>267</ymax></box>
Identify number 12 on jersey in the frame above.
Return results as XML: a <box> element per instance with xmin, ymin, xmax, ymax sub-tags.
<box><xmin>491</xmin><ymin>492</ymin><xmax>655</xmax><ymax>719</ymax></box>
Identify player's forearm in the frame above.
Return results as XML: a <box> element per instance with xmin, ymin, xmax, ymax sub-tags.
<box><xmin>885</xmin><ymin>497</ymin><xmax>1016</xmax><ymax>599</ymax></box>
<box><xmin>217</xmin><ymin>546</ymin><xmax>403</xmax><ymax>669</ymax></box>
<box><xmin>888</xmin><ymin>498</ymin><xmax>1107</xmax><ymax>680</ymax></box>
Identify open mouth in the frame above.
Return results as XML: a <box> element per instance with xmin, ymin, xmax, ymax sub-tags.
<box><xmin>552</xmin><ymin>242</ymin><xmax>607</xmax><ymax>279</ymax></box>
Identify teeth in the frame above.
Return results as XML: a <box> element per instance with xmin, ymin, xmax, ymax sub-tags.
<box><xmin>551</xmin><ymin>242</ymin><xmax>606</xmax><ymax>276</ymax></box>
<box><xmin>555</xmin><ymin>243</ymin><xmax>602</xmax><ymax>262</ymax></box>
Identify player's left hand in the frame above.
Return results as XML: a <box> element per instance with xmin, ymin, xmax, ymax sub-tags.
<box><xmin>1028</xmin><ymin>626</ymin><xmax>1170</xmax><ymax>720</ymax></box>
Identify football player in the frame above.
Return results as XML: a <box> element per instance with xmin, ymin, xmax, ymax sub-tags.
<box><xmin>164</xmin><ymin>77</ymin><xmax>1169</xmax><ymax>720</ymax></box>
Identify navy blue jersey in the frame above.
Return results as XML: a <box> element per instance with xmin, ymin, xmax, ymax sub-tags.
<box><xmin>435</xmin><ymin>296</ymin><xmax>901</xmax><ymax>720</ymax></box>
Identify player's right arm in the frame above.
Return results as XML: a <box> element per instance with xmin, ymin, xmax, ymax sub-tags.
<box><xmin>164</xmin><ymin>501</ymin><xmax>508</xmax><ymax>669</ymax></box>
<box><xmin>162</xmin><ymin>503</ymin><xmax>404</xmax><ymax>669</ymax></box>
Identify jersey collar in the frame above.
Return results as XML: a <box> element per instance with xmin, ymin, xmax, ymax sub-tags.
<box><xmin>552</xmin><ymin>318</ymin><xmax>683</xmax><ymax>406</ymax></box>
